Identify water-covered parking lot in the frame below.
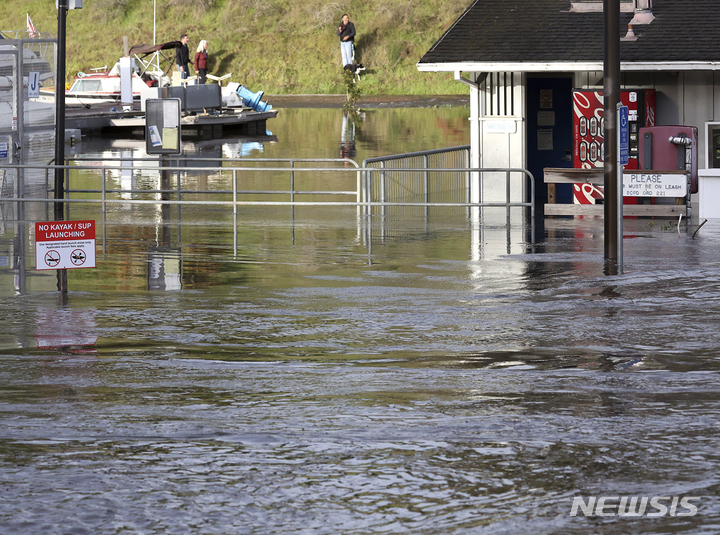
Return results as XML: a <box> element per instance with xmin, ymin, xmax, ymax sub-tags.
<box><xmin>1</xmin><ymin>201</ymin><xmax>720</xmax><ymax>534</ymax></box>
<box><xmin>2</xmin><ymin>102</ymin><xmax>720</xmax><ymax>533</ymax></box>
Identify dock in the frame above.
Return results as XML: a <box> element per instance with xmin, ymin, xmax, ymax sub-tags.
<box><xmin>64</xmin><ymin>101</ymin><xmax>277</xmax><ymax>140</ymax></box>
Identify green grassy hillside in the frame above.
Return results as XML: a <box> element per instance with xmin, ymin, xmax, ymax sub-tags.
<box><xmin>6</xmin><ymin>0</ymin><xmax>470</xmax><ymax>95</ymax></box>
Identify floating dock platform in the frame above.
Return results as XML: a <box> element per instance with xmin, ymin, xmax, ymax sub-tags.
<box><xmin>65</xmin><ymin>102</ymin><xmax>277</xmax><ymax>140</ymax></box>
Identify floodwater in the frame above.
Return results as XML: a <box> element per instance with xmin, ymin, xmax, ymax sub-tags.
<box><xmin>2</xmin><ymin>98</ymin><xmax>720</xmax><ymax>534</ymax></box>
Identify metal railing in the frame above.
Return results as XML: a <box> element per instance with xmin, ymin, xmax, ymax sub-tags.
<box><xmin>0</xmin><ymin>156</ymin><xmax>536</xmax><ymax>256</ymax></box>
<box><xmin>0</xmin><ymin>155</ymin><xmax>534</xmax><ymax>220</ymax></box>
<box><xmin>361</xmin><ymin>146</ymin><xmax>534</xmax><ymax>226</ymax></box>
<box><xmin>363</xmin><ymin>145</ymin><xmax>471</xmax><ymax>205</ymax></box>
<box><xmin>63</xmin><ymin>157</ymin><xmax>363</xmax><ymax>212</ymax></box>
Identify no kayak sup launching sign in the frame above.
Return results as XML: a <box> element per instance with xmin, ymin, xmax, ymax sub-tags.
<box><xmin>35</xmin><ymin>220</ymin><xmax>96</xmax><ymax>270</ymax></box>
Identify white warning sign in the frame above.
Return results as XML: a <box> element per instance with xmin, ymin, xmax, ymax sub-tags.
<box><xmin>35</xmin><ymin>220</ymin><xmax>96</xmax><ymax>270</ymax></box>
<box><xmin>623</xmin><ymin>173</ymin><xmax>688</xmax><ymax>198</ymax></box>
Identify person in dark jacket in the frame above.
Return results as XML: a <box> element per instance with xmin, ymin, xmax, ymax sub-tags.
<box><xmin>195</xmin><ymin>40</ymin><xmax>209</xmax><ymax>84</ymax></box>
<box><xmin>176</xmin><ymin>34</ymin><xmax>193</xmax><ymax>80</ymax></box>
<box><xmin>337</xmin><ymin>14</ymin><xmax>356</xmax><ymax>68</ymax></box>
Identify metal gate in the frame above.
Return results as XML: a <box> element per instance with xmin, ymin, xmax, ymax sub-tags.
<box><xmin>0</xmin><ymin>37</ymin><xmax>57</xmax><ymax>214</ymax></box>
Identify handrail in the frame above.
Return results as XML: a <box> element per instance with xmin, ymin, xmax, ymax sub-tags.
<box><xmin>69</xmin><ymin>156</ymin><xmax>361</xmax><ymax>168</ymax></box>
<box><xmin>0</xmin><ymin>161</ymin><xmax>534</xmax><ymax>222</ymax></box>
<box><xmin>361</xmin><ymin>144</ymin><xmax>474</xmax><ymax>214</ymax></box>
<box><xmin>363</xmin><ymin>145</ymin><xmax>471</xmax><ymax>165</ymax></box>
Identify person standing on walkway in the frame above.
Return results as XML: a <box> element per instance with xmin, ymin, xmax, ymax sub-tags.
<box><xmin>337</xmin><ymin>14</ymin><xmax>356</xmax><ymax>68</ymax></box>
<box><xmin>176</xmin><ymin>34</ymin><xmax>193</xmax><ymax>80</ymax></box>
<box><xmin>195</xmin><ymin>40</ymin><xmax>209</xmax><ymax>84</ymax></box>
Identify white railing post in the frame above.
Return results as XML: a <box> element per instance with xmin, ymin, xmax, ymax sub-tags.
<box><xmin>290</xmin><ymin>160</ymin><xmax>295</xmax><ymax>203</ymax></box>
<box><xmin>423</xmin><ymin>154</ymin><xmax>429</xmax><ymax>204</ymax></box>
<box><xmin>233</xmin><ymin>169</ymin><xmax>238</xmax><ymax>215</ymax></box>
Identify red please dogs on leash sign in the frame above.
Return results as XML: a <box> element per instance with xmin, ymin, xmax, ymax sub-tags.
<box><xmin>35</xmin><ymin>220</ymin><xmax>96</xmax><ymax>270</ymax></box>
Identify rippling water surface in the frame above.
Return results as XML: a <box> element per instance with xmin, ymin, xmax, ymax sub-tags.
<box><xmin>1</xmin><ymin>101</ymin><xmax>720</xmax><ymax>534</ymax></box>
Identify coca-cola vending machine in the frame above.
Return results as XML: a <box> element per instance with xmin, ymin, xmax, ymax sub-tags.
<box><xmin>572</xmin><ymin>89</ymin><xmax>656</xmax><ymax>203</ymax></box>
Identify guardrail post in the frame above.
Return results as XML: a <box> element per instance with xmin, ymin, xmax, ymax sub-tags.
<box><xmin>102</xmin><ymin>209</ymin><xmax>107</xmax><ymax>254</ymax></box>
<box><xmin>506</xmin><ymin>169</ymin><xmax>512</xmax><ymax>226</ymax></box>
<box><xmin>506</xmin><ymin>169</ymin><xmax>513</xmax><ymax>214</ymax></box>
<box><xmin>529</xmin><ymin>169</ymin><xmax>535</xmax><ymax>222</ymax></box>
<box><xmin>176</xmin><ymin>162</ymin><xmax>181</xmax><ymax>203</ymax></box>
<box><xmin>233</xmin><ymin>203</ymin><xmax>238</xmax><ymax>258</ymax></box>
<box><xmin>160</xmin><ymin>155</ymin><xmax>169</xmax><ymax>202</ymax></box>
<box><xmin>362</xmin><ymin>166</ymin><xmax>371</xmax><ymax>220</ymax></box>
<box><xmin>381</xmin><ymin>161</ymin><xmax>386</xmax><ymax>218</ymax></box>
<box><xmin>423</xmin><ymin>154</ymin><xmax>429</xmax><ymax>205</ymax></box>
<box><xmin>464</xmin><ymin>148</ymin><xmax>470</xmax><ymax>205</ymax></box>
<box><xmin>290</xmin><ymin>161</ymin><xmax>295</xmax><ymax>203</ymax></box>
<box><xmin>43</xmin><ymin>167</ymin><xmax>51</xmax><ymax>219</ymax></box>
<box><xmin>233</xmin><ymin>169</ymin><xmax>238</xmax><ymax>215</ymax></box>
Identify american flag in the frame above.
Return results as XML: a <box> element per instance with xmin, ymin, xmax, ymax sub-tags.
<box><xmin>27</xmin><ymin>13</ymin><xmax>37</xmax><ymax>38</ymax></box>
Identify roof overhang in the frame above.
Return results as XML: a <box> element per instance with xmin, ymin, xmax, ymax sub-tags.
<box><xmin>417</xmin><ymin>61</ymin><xmax>720</xmax><ymax>73</ymax></box>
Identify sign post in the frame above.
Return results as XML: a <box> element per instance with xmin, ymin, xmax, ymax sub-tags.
<box><xmin>35</xmin><ymin>220</ymin><xmax>96</xmax><ymax>271</ymax></box>
<box><xmin>55</xmin><ymin>0</ymin><xmax>68</xmax><ymax>222</ymax></box>
<box><xmin>603</xmin><ymin>0</ymin><xmax>621</xmax><ymax>273</ymax></box>
<box><xmin>617</xmin><ymin>104</ymin><xmax>629</xmax><ymax>272</ymax></box>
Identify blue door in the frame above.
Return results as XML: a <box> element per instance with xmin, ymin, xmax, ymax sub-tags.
<box><xmin>526</xmin><ymin>77</ymin><xmax>574</xmax><ymax>205</ymax></box>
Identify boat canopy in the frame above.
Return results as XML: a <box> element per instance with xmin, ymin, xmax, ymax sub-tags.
<box><xmin>128</xmin><ymin>41</ymin><xmax>182</xmax><ymax>58</ymax></box>
<box><xmin>129</xmin><ymin>41</ymin><xmax>183</xmax><ymax>78</ymax></box>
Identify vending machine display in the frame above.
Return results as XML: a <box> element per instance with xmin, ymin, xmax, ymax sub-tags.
<box><xmin>572</xmin><ymin>89</ymin><xmax>656</xmax><ymax>203</ymax></box>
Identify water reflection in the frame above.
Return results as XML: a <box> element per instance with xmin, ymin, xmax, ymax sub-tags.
<box><xmin>35</xmin><ymin>306</ymin><xmax>98</xmax><ymax>352</ymax></box>
<box><xmin>147</xmin><ymin>246</ymin><xmax>182</xmax><ymax>291</ymax></box>
<box><xmin>340</xmin><ymin>111</ymin><xmax>360</xmax><ymax>160</ymax></box>
<box><xmin>222</xmin><ymin>136</ymin><xmax>271</xmax><ymax>158</ymax></box>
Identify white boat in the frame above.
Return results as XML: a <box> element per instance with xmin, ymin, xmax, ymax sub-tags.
<box><xmin>33</xmin><ymin>38</ymin><xmax>267</xmax><ymax>112</ymax></box>
<box><xmin>44</xmin><ymin>40</ymin><xmax>182</xmax><ymax>106</ymax></box>
<box><xmin>64</xmin><ymin>63</ymin><xmax>167</xmax><ymax>104</ymax></box>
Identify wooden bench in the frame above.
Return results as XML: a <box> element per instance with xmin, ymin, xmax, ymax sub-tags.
<box><xmin>543</xmin><ymin>168</ymin><xmax>687</xmax><ymax>217</ymax></box>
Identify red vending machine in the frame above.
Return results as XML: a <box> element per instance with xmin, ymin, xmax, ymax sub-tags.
<box><xmin>572</xmin><ymin>89</ymin><xmax>656</xmax><ymax>203</ymax></box>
